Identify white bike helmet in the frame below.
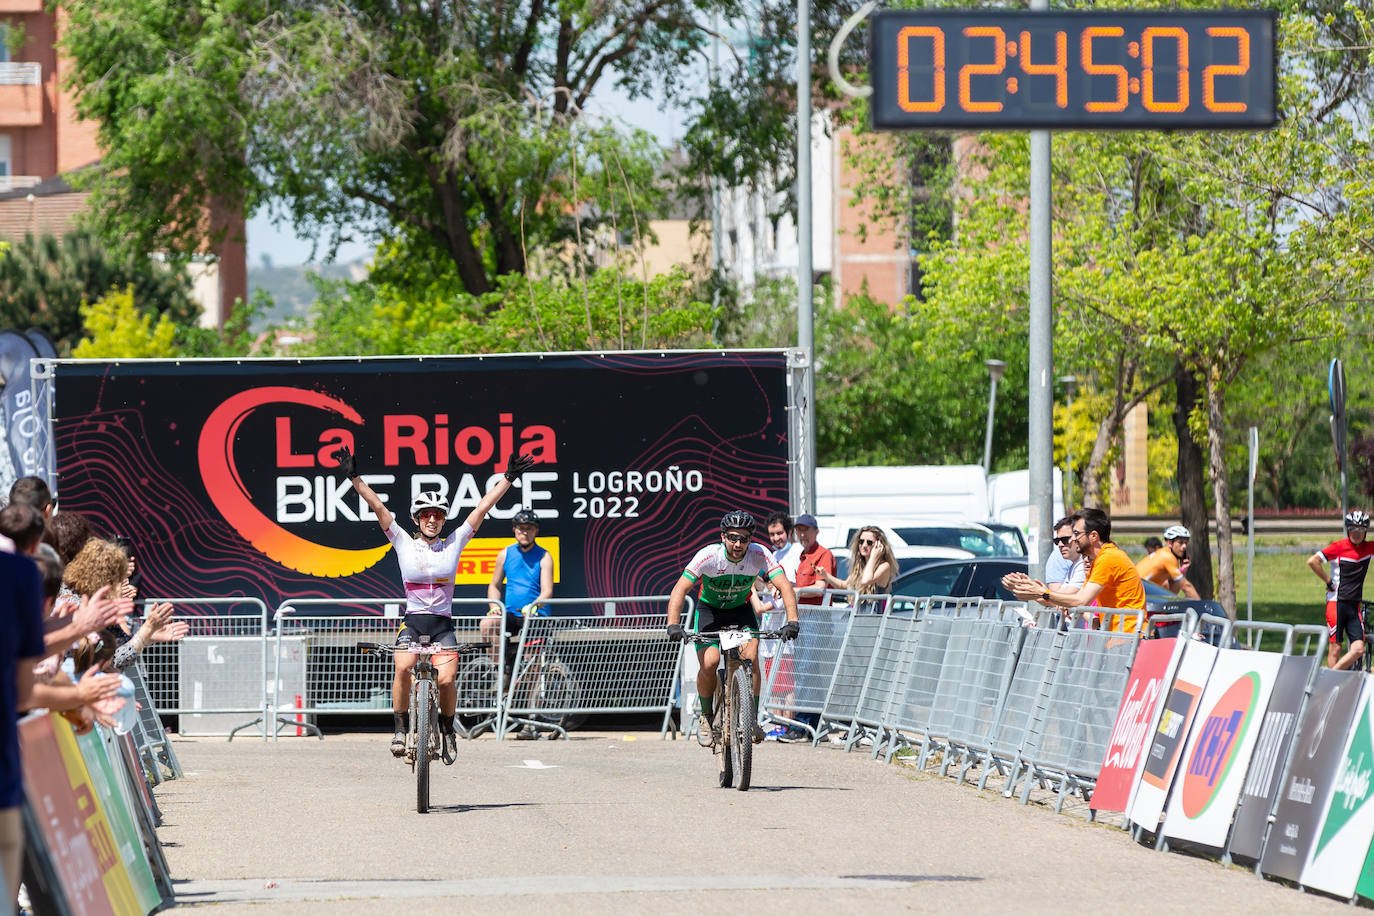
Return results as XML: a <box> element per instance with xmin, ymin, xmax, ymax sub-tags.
<box><xmin>1346</xmin><ymin>509</ymin><xmax>1370</xmax><ymax>529</ymax></box>
<box><xmin>410</xmin><ymin>491</ymin><xmax>449</xmax><ymax>517</ymax></box>
<box><xmin>1163</xmin><ymin>525</ymin><xmax>1190</xmax><ymax>540</ymax></box>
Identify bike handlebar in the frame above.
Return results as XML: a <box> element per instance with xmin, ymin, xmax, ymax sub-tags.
<box><xmin>684</xmin><ymin>629</ymin><xmax>787</xmax><ymax>644</ymax></box>
<box><xmin>356</xmin><ymin>641</ymin><xmax>459</xmax><ymax>655</ymax></box>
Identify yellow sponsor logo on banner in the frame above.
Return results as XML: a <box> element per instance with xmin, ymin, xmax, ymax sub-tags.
<box><xmin>49</xmin><ymin>716</ymin><xmax>143</xmax><ymax>916</ymax></box>
<box><xmin>453</xmin><ymin>537</ymin><xmax>561</xmax><ymax>585</ymax></box>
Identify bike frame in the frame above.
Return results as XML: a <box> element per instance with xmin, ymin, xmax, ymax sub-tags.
<box><xmin>687</xmin><ymin>627</ymin><xmax>783</xmax><ymax>792</ymax></box>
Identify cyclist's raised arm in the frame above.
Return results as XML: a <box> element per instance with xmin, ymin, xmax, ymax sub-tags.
<box><xmin>1307</xmin><ymin>551</ymin><xmax>1334</xmax><ymax>589</ymax></box>
<box><xmin>486</xmin><ymin>546</ymin><xmax>509</xmax><ymax>614</ymax></box>
<box><xmin>465</xmin><ymin>454</ymin><xmax>535</xmax><ymax>531</ymax></box>
<box><xmin>335</xmin><ymin>447</ymin><xmax>393</xmax><ymax>531</ymax></box>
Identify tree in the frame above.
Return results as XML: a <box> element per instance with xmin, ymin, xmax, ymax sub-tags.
<box><xmin>0</xmin><ymin>229</ymin><xmax>198</xmax><ymax>351</ymax></box>
<box><xmin>72</xmin><ymin>287</ymin><xmax>178</xmax><ymax>358</ymax></box>
<box><xmin>60</xmin><ymin>0</ymin><xmax>852</xmax><ymax>296</ymax></box>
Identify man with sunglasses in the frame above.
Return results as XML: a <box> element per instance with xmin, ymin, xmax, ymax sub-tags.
<box><xmin>665</xmin><ymin>510</ymin><xmax>800</xmax><ymax>748</ymax></box>
<box><xmin>1042</xmin><ymin>515</ymin><xmax>1087</xmax><ymax>627</ymax></box>
<box><xmin>1308</xmin><ymin>508</ymin><xmax>1374</xmax><ymax>670</ymax></box>
<box><xmin>1004</xmin><ymin>507</ymin><xmax>1146</xmax><ymax>632</ymax></box>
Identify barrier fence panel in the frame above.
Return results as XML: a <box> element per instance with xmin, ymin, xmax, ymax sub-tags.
<box><xmin>271</xmin><ymin>598</ymin><xmax>501</xmax><ymax>740</ymax></box>
<box><xmin>985</xmin><ymin>625</ymin><xmax>1060</xmax><ymax>792</ymax></box>
<box><xmin>125</xmin><ymin>662</ymin><xmax>181</xmax><ymax>782</ymax></box>
<box><xmin>133</xmin><ymin>598</ymin><xmax>270</xmax><ymax>741</ymax></box>
<box><xmin>884</xmin><ymin>610</ymin><xmax>955</xmax><ymax>764</ymax></box>
<box><xmin>1015</xmin><ymin>625</ymin><xmax>1142</xmax><ymax>812</ymax></box>
<box><xmin>498</xmin><ymin>601</ymin><xmax>682</xmax><ymax>740</ymax></box>
<box><xmin>851</xmin><ymin>605</ymin><xmax>926</xmax><ymax>756</ymax></box>
<box><xmin>941</xmin><ymin>618</ymin><xmax>1026</xmax><ymax>783</ymax></box>
<box><xmin>817</xmin><ymin>613</ymin><xmax>886</xmax><ymax>744</ymax></box>
<box><xmin>759</xmin><ymin>605</ymin><xmax>855</xmax><ymax>740</ymax></box>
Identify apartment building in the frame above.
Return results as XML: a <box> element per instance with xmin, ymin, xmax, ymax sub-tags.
<box><xmin>0</xmin><ymin>1</ymin><xmax>245</xmax><ymax>326</ymax></box>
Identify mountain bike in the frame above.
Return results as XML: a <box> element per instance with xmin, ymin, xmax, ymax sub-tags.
<box><xmin>358</xmin><ymin>640</ymin><xmax>455</xmax><ymax>813</ymax></box>
<box><xmin>688</xmin><ymin>627</ymin><xmax>783</xmax><ymax>792</ymax></box>
<box><xmin>456</xmin><ymin>632</ymin><xmax>584</xmax><ymax>739</ymax></box>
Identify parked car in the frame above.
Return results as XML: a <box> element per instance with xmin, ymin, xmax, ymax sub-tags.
<box><xmin>816</xmin><ymin>516</ymin><xmax>1023</xmax><ymax>561</ymax></box>
<box><xmin>833</xmin><ymin>545</ymin><xmax>973</xmax><ymax>581</ymax></box>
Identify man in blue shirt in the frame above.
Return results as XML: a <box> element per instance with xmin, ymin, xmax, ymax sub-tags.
<box><xmin>482</xmin><ymin>509</ymin><xmax>555</xmax><ymax>737</ymax></box>
<box><xmin>1</xmin><ymin>546</ymin><xmax>46</xmax><ymax>906</ymax></box>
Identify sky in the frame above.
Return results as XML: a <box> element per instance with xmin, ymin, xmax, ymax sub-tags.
<box><xmin>246</xmin><ymin>93</ymin><xmax>690</xmax><ymax>268</ymax></box>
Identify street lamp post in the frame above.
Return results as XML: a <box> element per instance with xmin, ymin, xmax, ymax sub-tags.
<box><xmin>982</xmin><ymin>359</ymin><xmax>1006</xmax><ymax>478</ymax></box>
<box><xmin>1058</xmin><ymin>375</ymin><xmax>1078</xmax><ymax>509</ymax></box>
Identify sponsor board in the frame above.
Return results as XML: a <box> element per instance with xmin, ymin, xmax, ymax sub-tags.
<box><xmin>1228</xmin><ymin>654</ymin><xmax>1319</xmax><ymax>861</ymax></box>
<box><xmin>49</xmin><ymin>352</ymin><xmax>793</xmax><ymax>608</ymax></box>
<box><xmin>1128</xmin><ymin>640</ymin><xmax>1217</xmax><ymax>832</ymax></box>
<box><xmin>1304</xmin><ymin>681</ymin><xmax>1374</xmax><ymax>898</ymax></box>
<box><xmin>1092</xmin><ymin>637</ymin><xmax>1181</xmax><ymax>812</ymax></box>
<box><xmin>1261</xmin><ymin>668</ymin><xmax>1365</xmax><ymax>881</ymax></box>
<box><xmin>1160</xmin><ymin>649</ymin><xmax>1281</xmax><ymax>848</ymax></box>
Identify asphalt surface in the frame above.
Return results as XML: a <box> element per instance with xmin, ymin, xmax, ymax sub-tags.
<box><xmin>156</xmin><ymin>730</ymin><xmax>1349</xmax><ymax>914</ymax></box>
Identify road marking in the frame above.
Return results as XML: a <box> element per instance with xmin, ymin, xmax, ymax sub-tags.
<box><xmin>174</xmin><ymin>873</ymin><xmax>973</xmax><ymax>905</ymax></box>
<box><xmin>506</xmin><ymin>759</ymin><xmax>558</xmax><ymax>769</ymax></box>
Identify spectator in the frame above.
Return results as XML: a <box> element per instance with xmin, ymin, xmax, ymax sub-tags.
<box><xmin>7</xmin><ymin>477</ymin><xmax>53</xmax><ymax>521</ymax></box>
<box><xmin>110</xmin><ymin>535</ymin><xmax>143</xmax><ymax>600</ymax></box>
<box><xmin>483</xmin><ymin>508</ymin><xmax>554</xmax><ymax>644</ymax></box>
<box><xmin>1142</xmin><ymin>536</ymin><xmax>1163</xmax><ymax>554</ymax></box>
<box><xmin>1136</xmin><ymin>525</ymin><xmax>1200</xmax><ymax>599</ymax></box>
<box><xmin>48</xmin><ymin>511</ymin><xmax>94</xmax><ymax>565</ymax></box>
<box><xmin>758</xmin><ymin>512</ymin><xmax>802</xmax><ymax>742</ymax></box>
<box><xmin>0</xmin><ymin>503</ymin><xmax>44</xmax><ymax>556</ymax></box>
<box><xmin>0</xmin><ymin>543</ymin><xmax>45</xmax><ymax>907</ymax></box>
<box><xmin>1003</xmin><ymin>507</ymin><xmax>1147</xmax><ymax>633</ymax></box>
<box><xmin>817</xmin><ymin>525</ymin><xmax>896</xmax><ymax>599</ymax></box>
<box><xmin>791</xmin><ymin>513</ymin><xmax>836</xmax><ymax>605</ymax></box>
<box><xmin>1044</xmin><ymin>514</ymin><xmax>1087</xmax><ymax>627</ymax></box>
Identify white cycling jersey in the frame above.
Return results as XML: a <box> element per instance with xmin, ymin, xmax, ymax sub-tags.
<box><xmin>681</xmin><ymin>541</ymin><xmax>783</xmax><ymax>608</ymax></box>
<box><xmin>385</xmin><ymin>520</ymin><xmax>475</xmax><ymax>616</ymax></box>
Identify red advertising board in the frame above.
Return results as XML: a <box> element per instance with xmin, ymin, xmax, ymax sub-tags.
<box><xmin>1091</xmin><ymin>637</ymin><xmax>1177</xmax><ymax>812</ymax></box>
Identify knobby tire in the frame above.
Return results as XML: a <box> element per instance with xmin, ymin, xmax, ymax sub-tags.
<box><xmin>415</xmin><ymin>678</ymin><xmax>433</xmax><ymax>813</ymax></box>
<box><xmin>732</xmin><ymin>663</ymin><xmax>753</xmax><ymax>791</ymax></box>
<box><xmin>456</xmin><ymin>655</ymin><xmax>497</xmax><ymax>731</ymax></box>
<box><xmin>533</xmin><ymin>657</ymin><xmax>586</xmax><ymax>732</ymax></box>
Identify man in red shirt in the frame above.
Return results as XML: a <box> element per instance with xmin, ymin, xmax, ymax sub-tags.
<box><xmin>1308</xmin><ymin>509</ymin><xmax>1374</xmax><ymax>670</ymax></box>
<box><xmin>790</xmin><ymin>513</ymin><xmax>835</xmax><ymax>605</ymax></box>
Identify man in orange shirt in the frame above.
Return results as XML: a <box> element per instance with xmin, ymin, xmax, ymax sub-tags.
<box><xmin>1136</xmin><ymin>525</ymin><xmax>1199</xmax><ymax>599</ymax></box>
<box><xmin>1004</xmin><ymin>507</ymin><xmax>1147</xmax><ymax>632</ymax></box>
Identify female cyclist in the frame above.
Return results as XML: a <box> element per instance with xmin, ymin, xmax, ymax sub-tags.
<box><xmin>335</xmin><ymin>445</ymin><xmax>535</xmax><ymax>757</ymax></box>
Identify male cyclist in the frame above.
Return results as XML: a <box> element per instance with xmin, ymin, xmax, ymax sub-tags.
<box><xmin>665</xmin><ymin>511</ymin><xmax>800</xmax><ymax>748</ymax></box>
<box><xmin>1135</xmin><ymin>525</ymin><xmax>1200</xmax><ymax>599</ymax></box>
<box><xmin>1308</xmin><ymin>509</ymin><xmax>1374</xmax><ymax>670</ymax></box>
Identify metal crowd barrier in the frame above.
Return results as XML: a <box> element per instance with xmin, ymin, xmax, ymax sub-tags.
<box><xmin>132</xmin><ymin>598</ymin><xmax>271</xmax><ymax>741</ymax></box>
<box><xmin>270</xmin><ymin>598</ymin><xmax>501</xmax><ymax>740</ymax></box>
<box><xmin>498</xmin><ymin>597</ymin><xmax>686</xmax><ymax>739</ymax></box>
<box><xmin>758</xmin><ymin>603</ymin><xmax>856</xmax><ymax>741</ymax></box>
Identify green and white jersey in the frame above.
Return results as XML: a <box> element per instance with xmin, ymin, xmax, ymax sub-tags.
<box><xmin>681</xmin><ymin>542</ymin><xmax>784</xmax><ymax>608</ymax></box>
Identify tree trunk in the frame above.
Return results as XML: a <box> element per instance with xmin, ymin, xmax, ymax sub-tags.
<box><xmin>1174</xmin><ymin>362</ymin><xmax>1214</xmax><ymax>599</ymax></box>
<box><xmin>433</xmin><ymin>174</ymin><xmax>493</xmax><ymax>297</ymax></box>
<box><xmin>1205</xmin><ymin>369</ymin><xmax>1236</xmax><ymax>620</ymax></box>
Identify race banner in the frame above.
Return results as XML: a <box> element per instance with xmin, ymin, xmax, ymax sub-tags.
<box><xmin>1160</xmin><ymin>648</ymin><xmax>1282</xmax><ymax>848</ymax></box>
<box><xmin>1261</xmin><ymin>668</ymin><xmax>1365</xmax><ymax>881</ymax></box>
<box><xmin>1128</xmin><ymin>640</ymin><xmax>1217</xmax><ymax>833</ymax></box>
<box><xmin>19</xmin><ymin>714</ymin><xmax>123</xmax><ymax>916</ymax></box>
<box><xmin>0</xmin><ymin>328</ymin><xmax>40</xmax><ymax>496</ymax></box>
<box><xmin>1228</xmin><ymin>654</ymin><xmax>1320</xmax><ymax>861</ymax></box>
<box><xmin>77</xmin><ymin>727</ymin><xmax>162</xmax><ymax>914</ymax></box>
<box><xmin>1091</xmin><ymin>636</ymin><xmax>1181</xmax><ymax>812</ymax></box>
<box><xmin>1303</xmin><ymin>679</ymin><xmax>1374</xmax><ymax>898</ymax></box>
<box><xmin>49</xmin><ymin>352</ymin><xmax>794</xmax><ymax>610</ymax></box>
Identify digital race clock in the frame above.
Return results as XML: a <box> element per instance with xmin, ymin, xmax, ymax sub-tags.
<box><xmin>869</xmin><ymin>10</ymin><xmax>1277</xmax><ymax>130</ymax></box>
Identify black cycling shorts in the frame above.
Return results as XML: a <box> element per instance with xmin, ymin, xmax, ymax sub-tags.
<box><xmin>694</xmin><ymin>603</ymin><xmax>759</xmax><ymax>646</ymax></box>
<box><xmin>396</xmin><ymin>612</ymin><xmax>459</xmax><ymax>649</ymax></box>
<box><xmin>1329</xmin><ymin>600</ymin><xmax>1366</xmax><ymax>646</ymax></box>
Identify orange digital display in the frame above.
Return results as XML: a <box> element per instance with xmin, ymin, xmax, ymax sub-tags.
<box><xmin>872</xmin><ymin>10</ymin><xmax>1276</xmax><ymax>130</ymax></box>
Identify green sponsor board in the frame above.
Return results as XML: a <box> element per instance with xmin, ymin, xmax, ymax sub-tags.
<box><xmin>76</xmin><ymin>728</ymin><xmax>162</xmax><ymax>914</ymax></box>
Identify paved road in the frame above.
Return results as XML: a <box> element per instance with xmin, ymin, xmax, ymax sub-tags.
<box><xmin>158</xmin><ymin>731</ymin><xmax>1344</xmax><ymax>914</ymax></box>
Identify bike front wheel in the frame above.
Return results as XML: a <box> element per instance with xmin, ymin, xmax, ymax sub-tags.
<box><xmin>731</xmin><ymin>664</ymin><xmax>753</xmax><ymax>791</ymax></box>
<box><xmin>415</xmin><ymin>678</ymin><xmax>433</xmax><ymax>813</ymax></box>
<box><xmin>530</xmin><ymin>657</ymin><xmax>586</xmax><ymax>732</ymax></box>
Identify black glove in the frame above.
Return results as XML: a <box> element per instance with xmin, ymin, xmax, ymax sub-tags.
<box><xmin>780</xmin><ymin>620</ymin><xmax>800</xmax><ymax>641</ymax></box>
<box><xmin>505</xmin><ymin>452</ymin><xmax>536</xmax><ymax>482</ymax></box>
<box><xmin>666</xmin><ymin>623</ymin><xmax>685</xmax><ymax>642</ymax></box>
<box><xmin>333</xmin><ymin>446</ymin><xmax>358</xmax><ymax>480</ymax></box>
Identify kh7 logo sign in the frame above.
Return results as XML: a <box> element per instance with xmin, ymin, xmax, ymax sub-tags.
<box><xmin>196</xmin><ymin>386</ymin><xmax>557</xmax><ymax>578</ymax></box>
<box><xmin>1180</xmin><ymin>672</ymin><xmax>1260</xmax><ymax>819</ymax></box>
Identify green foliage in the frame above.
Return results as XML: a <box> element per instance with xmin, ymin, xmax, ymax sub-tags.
<box><xmin>299</xmin><ymin>264</ymin><xmax>720</xmax><ymax>357</ymax></box>
<box><xmin>0</xmin><ymin>229</ymin><xmax>198</xmax><ymax>351</ymax></box>
<box><xmin>72</xmin><ymin>287</ymin><xmax>178</xmax><ymax>358</ymax></box>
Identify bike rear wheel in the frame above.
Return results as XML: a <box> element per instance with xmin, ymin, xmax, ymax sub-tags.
<box><xmin>731</xmin><ymin>664</ymin><xmax>753</xmax><ymax>791</ymax></box>
<box><xmin>529</xmin><ymin>657</ymin><xmax>586</xmax><ymax>732</ymax></box>
<box><xmin>455</xmin><ymin>655</ymin><xmax>498</xmax><ymax>733</ymax></box>
<box><xmin>415</xmin><ymin>678</ymin><xmax>433</xmax><ymax>813</ymax></box>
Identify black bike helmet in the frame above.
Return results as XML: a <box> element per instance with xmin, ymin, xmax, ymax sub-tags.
<box><xmin>720</xmin><ymin>510</ymin><xmax>756</xmax><ymax>534</ymax></box>
<box><xmin>512</xmin><ymin>508</ymin><xmax>540</xmax><ymax>526</ymax></box>
<box><xmin>1347</xmin><ymin>509</ymin><xmax>1371</xmax><ymax>529</ymax></box>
